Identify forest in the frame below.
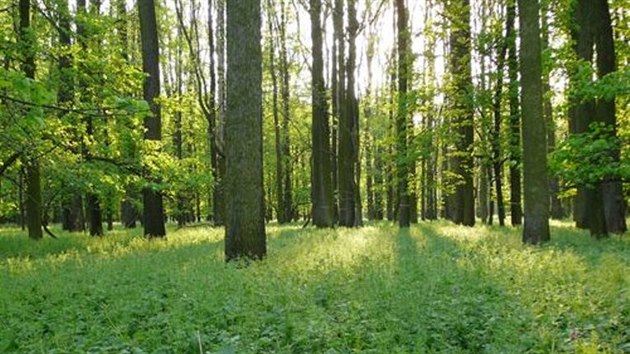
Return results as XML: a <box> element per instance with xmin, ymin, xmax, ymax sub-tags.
<box><xmin>0</xmin><ymin>0</ymin><xmax>629</xmax><ymax>352</ymax></box>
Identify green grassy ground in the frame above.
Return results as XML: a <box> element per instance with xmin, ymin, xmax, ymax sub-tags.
<box><xmin>0</xmin><ymin>221</ymin><xmax>628</xmax><ymax>353</ymax></box>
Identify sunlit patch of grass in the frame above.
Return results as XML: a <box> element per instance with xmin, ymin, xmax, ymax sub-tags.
<box><xmin>0</xmin><ymin>221</ymin><xmax>628</xmax><ymax>353</ymax></box>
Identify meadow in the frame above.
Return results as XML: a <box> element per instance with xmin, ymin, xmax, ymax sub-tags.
<box><xmin>1</xmin><ymin>221</ymin><xmax>628</xmax><ymax>353</ymax></box>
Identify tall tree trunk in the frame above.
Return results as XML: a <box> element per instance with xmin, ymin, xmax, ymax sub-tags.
<box><xmin>58</xmin><ymin>0</ymin><xmax>85</xmax><ymax>232</ymax></box>
<box><xmin>279</xmin><ymin>0</ymin><xmax>293</xmax><ymax>222</ymax></box>
<box><xmin>138</xmin><ymin>0</ymin><xmax>166</xmax><ymax>238</ymax></box>
<box><xmin>267</xmin><ymin>1</ymin><xmax>285</xmax><ymax>223</ymax></box>
<box><xmin>337</xmin><ymin>0</ymin><xmax>359</xmax><ymax>226</ymax></box>
<box><xmin>310</xmin><ymin>0</ymin><xmax>334</xmax><ymax>227</ymax></box>
<box><xmin>386</xmin><ymin>49</ymin><xmax>396</xmax><ymax>222</ymax></box>
<box><xmin>82</xmin><ymin>0</ymin><xmax>104</xmax><ymax>237</ymax></box>
<box><xmin>224</xmin><ymin>0</ymin><xmax>266</xmax><ymax>260</ymax></box>
<box><xmin>448</xmin><ymin>0</ymin><xmax>475</xmax><ymax>227</ymax></box>
<box><xmin>395</xmin><ymin>0</ymin><xmax>410</xmax><ymax>228</ymax></box>
<box><xmin>174</xmin><ymin>30</ymin><xmax>186</xmax><ymax>228</ymax></box>
<box><xmin>569</xmin><ymin>0</ymin><xmax>594</xmax><ymax>230</ymax></box>
<box><xmin>214</xmin><ymin>0</ymin><xmax>226</xmax><ymax>226</ymax></box>
<box><xmin>19</xmin><ymin>0</ymin><xmax>42</xmax><ymax>239</ymax></box>
<box><xmin>541</xmin><ymin>1</ymin><xmax>564</xmax><ymax>220</ymax></box>
<box><xmin>207</xmin><ymin>0</ymin><xmax>218</xmax><ymax>223</ymax></box>
<box><xmin>594</xmin><ymin>0</ymin><xmax>626</xmax><ymax>234</ymax></box>
<box><xmin>518</xmin><ymin>0</ymin><xmax>550</xmax><ymax>244</ymax></box>
<box><xmin>491</xmin><ymin>1</ymin><xmax>515</xmax><ymax>227</ymax></box>
<box><xmin>568</xmin><ymin>0</ymin><xmax>608</xmax><ymax>237</ymax></box>
<box><xmin>507</xmin><ymin>0</ymin><xmax>522</xmax><ymax>226</ymax></box>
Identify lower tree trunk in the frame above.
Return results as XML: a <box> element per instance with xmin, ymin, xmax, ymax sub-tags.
<box><xmin>479</xmin><ymin>164</ymin><xmax>489</xmax><ymax>224</ymax></box>
<box><xmin>25</xmin><ymin>161</ymin><xmax>43</xmax><ymax>239</ymax></box>
<box><xmin>602</xmin><ymin>181</ymin><xmax>627</xmax><ymax>233</ymax></box>
<box><xmin>587</xmin><ymin>185</ymin><xmax>607</xmax><ymax>238</ymax></box>
<box><xmin>87</xmin><ymin>193</ymin><xmax>103</xmax><ymax>236</ymax></box>
<box><xmin>63</xmin><ymin>194</ymin><xmax>85</xmax><ymax>231</ymax></box>
<box><xmin>106</xmin><ymin>209</ymin><xmax>114</xmax><ymax>231</ymax></box>
<box><xmin>121</xmin><ymin>193</ymin><xmax>137</xmax><ymax>228</ymax></box>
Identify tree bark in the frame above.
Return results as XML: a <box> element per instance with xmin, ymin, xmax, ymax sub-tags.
<box><xmin>58</xmin><ymin>0</ymin><xmax>85</xmax><ymax>232</ymax></box>
<box><xmin>309</xmin><ymin>0</ymin><xmax>334</xmax><ymax>227</ymax></box>
<box><xmin>278</xmin><ymin>0</ymin><xmax>293</xmax><ymax>222</ymax></box>
<box><xmin>224</xmin><ymin>0</ymin><xmax>266</xmax><ymax>260</ymax></box>
<box><xmin>267</xmin><ymin>1</ymin><xmax>285</xmax><ymax>223</ymax></box>
<box><xmin>541</xmin><ymin>2</ymin><xmax>564</xmax><ymax>220</ymax></box>
<box><xmin>338</xmin><ymin>0</ymin><xmax>359</xmax><ymax>227</ymax></box>
<box><xmin>448</xmin><ymin>0</ymin><xmax>475</xmax><ymax>227</ymax></box>
<box><xmin>214</xmin><ymin>0</ymin><xmax>226</xmax><ymax>227</ymax></box>
<box><xmin>594</xmin><ymin>0</ymin><xmax>627</xmax><ymax>234</ymax></box>
<box><xmin>518</xmin><ymin>0</ymin><xmax>550</xmax><ymax>244</ymax></box>
<box><xmin>395</xmin><ymin>0</ymin><xmax>410</xmax><ymax>228</ymax></box>
<box><xmin>138</xmin><ymin>0</ymin><xmax>166</xmax><ymax>238</ymax></box>
<box><xmin>19</xmin><ymin>0</ymin><xmax>43</xmax><ymax>239</ymax></box>
<box><xmin>507</xmin><ymin>0</ymin><xmax>522</xmax><ymax>226</ymax></box>
<box><xmin>490</xmin><ymin>1</ymin><xmax>515</xmax><ymax>227</ymax></box>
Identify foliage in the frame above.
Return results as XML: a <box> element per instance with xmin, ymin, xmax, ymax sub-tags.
<box><xmin>549</xmin><ymin>123</ymin><xmax>629</xmax><ymax>190</ymax></box>
<box><xmin>1</xmin><ymin>222</ymin><xmax>628</xmax><ymax>352</ymax></box>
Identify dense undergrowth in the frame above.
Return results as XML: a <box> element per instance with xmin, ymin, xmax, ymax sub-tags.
<box><xmin>0</xmin><ymin>221</ymin><xmax>628</xmax><ymax>353</ymax></box>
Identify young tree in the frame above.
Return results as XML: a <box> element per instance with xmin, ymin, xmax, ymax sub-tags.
<box><xmin>309</xmin><ymin>0</ymin><xmax>334</xmax><ymax>227</ymax></box>
<box><xmin>224</xmin><ymin>0</ymin><xmax>266</xmax><ymax>260</ymax></box>
<box><xmin>138</xmin><ymin>0</ymin><xmax>166</xmax><ymax>238</ymax></box>
<box><xmin>518</xmin><ymin>0</ymin><xmax>550</xmax><ymax>244</ymax></box>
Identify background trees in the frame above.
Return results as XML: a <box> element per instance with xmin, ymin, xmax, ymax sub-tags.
<box><xmin>0</xmin><ymin>0</ymin><xmax>628</xmax><ymax>245</ymax></box>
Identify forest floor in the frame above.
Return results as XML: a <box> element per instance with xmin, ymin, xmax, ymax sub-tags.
<box><xmin>0</xmin><ymin>221</ymin><xmax>628</xmax><ymax>353</ymax></box>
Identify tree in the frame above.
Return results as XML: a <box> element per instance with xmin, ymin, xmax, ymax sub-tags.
<box><xmin>278</xmin><ymin>0</ymin><xmax>293</xmax><ymax>223</ymax></box>
<box><xmin>19</xmin><ymin>0</ymin><xmax>43</xmax><ymax>240</ymax></box>
<box><xmin>266</xmin><ymin>0</ymin><xmax>284</xmax><ymax>223</ymax></box>
<box><xmin>338</xmin><ymin>0</ymin><xmax>360</xmax><ymax>227</ymax></box>
<box><xmin>58</xmin><ymin>0</ymin><xmax>85</xmax><ymax>232</ymax></box>
<box><xmin>395</xmin><ymin>0</ymin><xmax>410</xmax><ymax>228</ymax></box>
<box><xmin>214</xmin><ymin>0</ymin><xmax>227</xmax><ymax>226</ymax></box>
<box><xmin>224</xmin><ymin>0</ymin><xmax>266</xmax><ymax>260</ymax></box>
<box><xmin>490</xmin><ymin>0</ymin><xmax>516</xmax><ymax>227</ymax></box>
<box><xmin>541</xmin><ymin>0</ymin><xmax>565</xmax><ymax>220</ymax></box>
<box><xmin>518</xmin><ymin>0</ymin><xmax>550</xmax><ymax>244</ymax></box>
<box><xmin>447</xmin><ymin>0</ymin><xmax>475</xmax><ymax>227</ymax></box>
<box><xmin>594</xmin><ymin>0</ymin><xmax>627</xmax><ymax>234</ymax></box>
<box><xmin>309</xmin><ymin>0</ymin><xmax>334</xmax><ymax>228</ymax></box>
<box><xmin>79</xmin><ymin>0</ymin><xmax>104</xmax><ymax>237</ymax></box>
<box><xmin>138</xmin><ymin>0</ymin><xmax>166</xmax><ymax>238</ymax></box>
<box><xmin>568</xmin><ymin>0</ymin><xmax>607</xmax><ymax>237</ymax></box>
<box><xmin>507</xmin><ymin>0</ymin><xmax>522</xmax><ymax>226</ymax></box>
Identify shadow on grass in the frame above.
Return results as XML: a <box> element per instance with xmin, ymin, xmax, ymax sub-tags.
<box><xmin>545</xmin><ymin>223</ymin><xmax>630</xmax><ymax>266</ymax></box>
<box><xmin>350</xmin><ymin>223</ymin><xmax>539</xmax><ymax>352</ymax></box>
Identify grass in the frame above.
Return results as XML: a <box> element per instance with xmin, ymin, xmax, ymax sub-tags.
<box><xmin>0</xmin><ymin>221</ymin><xmax>628</xmax><ymax>353</ymax></box>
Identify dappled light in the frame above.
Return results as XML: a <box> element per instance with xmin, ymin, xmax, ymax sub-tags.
<box><xmin>1</xmin><ymin>223</ymin><xmax>628</xmax><ymax>352</ymax></box>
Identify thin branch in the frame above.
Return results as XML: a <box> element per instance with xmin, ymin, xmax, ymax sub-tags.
<box><xmin>0</xmin><ymin>93</ymin><xmax>149</xmax><ymax>118</ymax></box>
